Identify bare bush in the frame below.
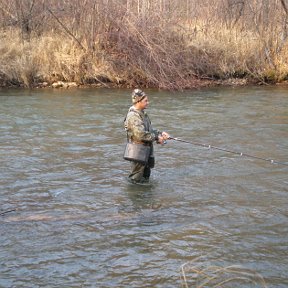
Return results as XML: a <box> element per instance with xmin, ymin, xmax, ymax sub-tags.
<box><xmin>1</xmin><ymin>0</ymin><xmax>288</xmax><ymax>88</ymax></box>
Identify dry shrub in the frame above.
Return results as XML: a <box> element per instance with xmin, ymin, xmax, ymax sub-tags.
<box><xmin>183</xmin><ymin>21</ymin><xmax>264</xmax><ymax>78</ymax></box>
<box><xmin>0</xmin><ymin>28</ymin><xmax>113</xmax><ymax>87</ymax></box>
<box><xmin>0</xmin><ymin>29</ymin><xmax>32</xmax><ymax>86</ymax></box>
<box><xmin>102</xmin><ymin>15</ymin><xmax>204</xmax><ymax>90</ymax></box>
<box><xmin>1</xmin><ymin>1</ymin><xmax>288</xmax><ymax>89</ymax></box>
<box><xmin>100</xmin><ymin>16</ymin><xmax>264</xmax><ymax>89</ymax></box>
<box><xmin>94</xmin><ymin>8</ymin><xmax>288</xmax><ymax>89</ymax></box>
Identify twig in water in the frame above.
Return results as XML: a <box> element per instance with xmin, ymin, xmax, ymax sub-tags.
<box><xmin>0</xmin><ymin>209</ymin><xmax>16</xmax><ymax>216</ymax></box>
<box><xmin>181</xmin><ymin>261</ymin><xmax>268</xmax><ymax>288</ymax></box>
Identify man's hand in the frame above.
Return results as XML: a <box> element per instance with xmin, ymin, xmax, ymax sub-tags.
<box><xmin>157</xmin><ymin>131</ymin><xmax>170</xmax><ymax>144</ymax></box>
<box><xmin>157</xmin><ymin>135</ymin><xmax>165</xmax><ymax>144</ymax></box>
<box><xmin>161</xmin><ymin>131</ymin><xmax>170</xmax><ymax>140</ymax></box>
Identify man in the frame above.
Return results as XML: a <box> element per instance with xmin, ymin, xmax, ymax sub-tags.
<box><xmin>124</xmin><ymin>89</ymin><xmax>170</xmax><ymax>183</ymax></box>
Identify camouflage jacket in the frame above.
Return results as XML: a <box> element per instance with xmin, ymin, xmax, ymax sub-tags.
<box><xmin>124</xmin><ymin>106</ymin><xmax>161</xmax><ymax>144</ymax></box>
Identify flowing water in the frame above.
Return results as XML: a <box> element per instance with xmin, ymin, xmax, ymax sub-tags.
<box><xmin>0</xmin><ymin>87</ymin><xmax>287</xmax><ymax>288</ymax></box>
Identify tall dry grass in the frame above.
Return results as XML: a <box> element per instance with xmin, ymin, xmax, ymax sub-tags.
<box><xmin>0</xmin><ymin>28</ymin><xmax>116</xmax><ymax>87</ymax></box>
<box><xmin>1</xmin><ymin>0</ymin><xmax>288</xmax><ymax>89</ymax></box>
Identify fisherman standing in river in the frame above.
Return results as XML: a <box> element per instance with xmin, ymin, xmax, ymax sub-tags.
<box><xmin>124</xmin><ymin>89</ymin><xmax>170</xmax><ymax>184</ymax></box>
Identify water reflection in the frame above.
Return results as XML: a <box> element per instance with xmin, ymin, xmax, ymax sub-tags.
<box><xmin>126</xmin><ymin>183</ymin><xmax>154</xmax><ymax>207</ymax></box>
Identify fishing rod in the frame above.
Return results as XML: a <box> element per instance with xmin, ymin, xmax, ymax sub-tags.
<box><xmin>168</xmin><ymin>137</ymin><xmax>288</xmax><ymax>167</ymax></box>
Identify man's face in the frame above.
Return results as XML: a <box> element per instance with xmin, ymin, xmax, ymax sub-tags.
<box><xmin>139</xmin><ymin>96</ymin><xmax>149</xmax><ymax>110</ymax></box>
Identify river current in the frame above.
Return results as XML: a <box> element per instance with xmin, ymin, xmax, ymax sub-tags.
<box><xmin>0</xmin><ymin>87</ymin><xmax>287</xmax><ymax>287</ymax></box>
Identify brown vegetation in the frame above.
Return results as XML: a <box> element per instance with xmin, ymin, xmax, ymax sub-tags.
<box><xmin>1</xmin><ymin>0</ymin><xmax>288</xmax><ymax>90</ymax></box>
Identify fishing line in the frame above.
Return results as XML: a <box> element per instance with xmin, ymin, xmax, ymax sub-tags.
<box><xmin>169</xmin><ymin>137</ymin><xmax>288</xmax><ymax>167</ymax></box>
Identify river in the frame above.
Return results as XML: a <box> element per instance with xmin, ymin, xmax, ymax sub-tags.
<box><xmin>0</xmin><ymin>86</ymin><xmax>287</xmax><ymax>287</ymax></box>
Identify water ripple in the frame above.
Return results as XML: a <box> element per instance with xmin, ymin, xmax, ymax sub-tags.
<box><xmin>0</xmin><ymin>87</ymin><xmax>287</xmax><ymax>287</ymax></box>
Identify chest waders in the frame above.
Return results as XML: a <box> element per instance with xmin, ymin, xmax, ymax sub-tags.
<box><xmin>123</xmin><ymin>109</ymin><xmax>152</xmax><ymax>165</ymax></box>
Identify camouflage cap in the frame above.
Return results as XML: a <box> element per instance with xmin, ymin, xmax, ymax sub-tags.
<box><xmin>131</xmin><ymin>89</ymin><xmax>146</xmax><ymax>104</ymax></box>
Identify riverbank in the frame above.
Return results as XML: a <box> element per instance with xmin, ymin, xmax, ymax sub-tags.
<box><xmin>0</xmin><ymin>65</ymin><xmax>267</xmax><ymax>91</ymax></box>
<box><xmin>0</xmin><ymin>74</ymin><xmax>254</xmax><ymax>91</ymax></box>
<box><xmin>0</xmin><ymin>28</ymin><xmax>265</xmax><ymax>90</ymax></box>
<box><xmin>1</xmin><ymin>1</ymin><xmax>288</xmax><ymax>90</ymax></box>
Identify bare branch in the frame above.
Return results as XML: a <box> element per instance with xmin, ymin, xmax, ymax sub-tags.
<box><xmin>46</xmin><ymin>5</ymin><xmax>86</xmax><ymax>51</ymax></box>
